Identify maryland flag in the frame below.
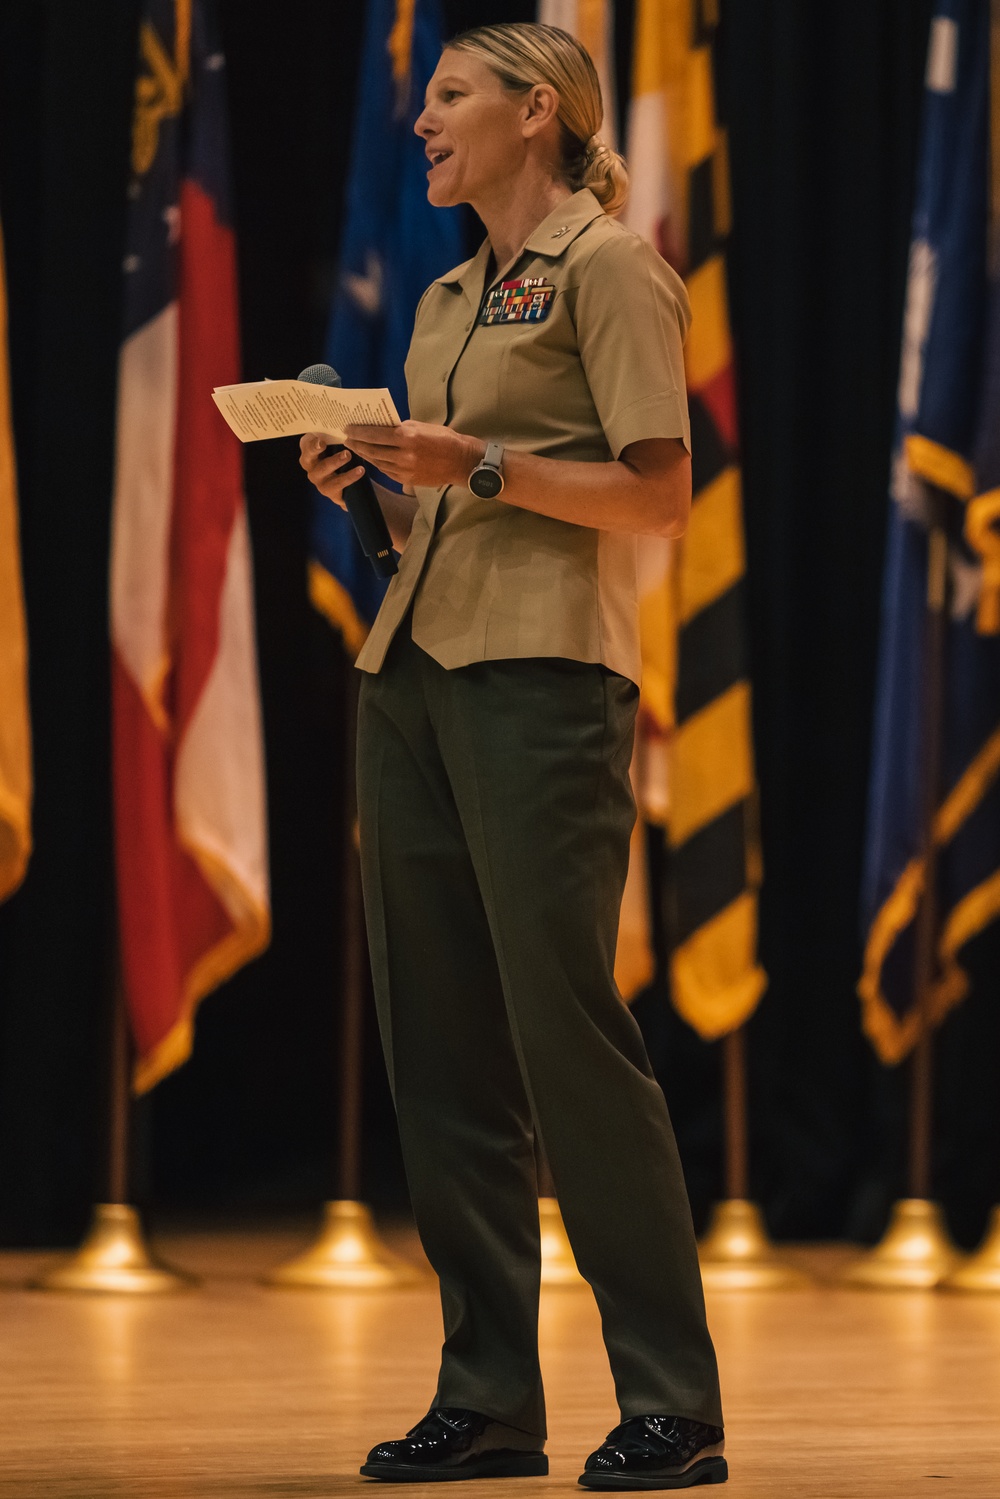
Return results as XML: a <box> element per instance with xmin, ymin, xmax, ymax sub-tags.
<box><xmin>621</xmin><ymin>0</ymin><xmax>765</xmax><ymax>1035</ymax></box>
<box><xmin>0</xmin><ymin>220</ymin><xmax>32</xmax><ymax>902</ymax></box>
<box><xmin>860</xmin><ymin>0</ymin><xmax>1000</xmax><ymax>1063</ymax></box>
<box><xmin>534</xmin><ymin>3</ymin><xmax>665</xmax><ymax>994</ymax></box>
<box><xmin>310</xmin><ymin>0</ymin><xmax>463</xmax><ymax>655</ymax></box>
<box><xmin>111</xmin><ymin>0</ymin><xmax>270</xmax><ymax>1091</ymax></box>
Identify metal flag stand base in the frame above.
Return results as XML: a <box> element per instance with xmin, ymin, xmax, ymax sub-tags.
<box><xmin>33</xmin><ymin>976</ymin><xmax>193</xmax><ymax>1296</ymax></box>
<box><xmin>539</xmin><ymin>1196</ymin><xmax>586</xmax><ymax>1287</ymax></box>
<box><xmin>842</xmin><ymin>522</ymin><xmax>961</xmax><ymax>1295</ymax></box>
<box><xmin>942</xmin><ymin>1204</ymin><xmax>1000</xmax><ymax>1293</ymax></box>
<box><xmin>31</xmin><ymin>1203</ymin><xmax>193</xmax><ymax>1294</ymax></box>
<box><xmin>839</xmin><ymin>1198</ymin><xmax>960</xmax><ymax>1290</ymax></box>
<box><xmin>698</xmin><ymin>1032</ymin><xmax>813</xmax><ymax>1291</ymax></box>
<box><xmin>265</xmin><ymin>677</ymin><xmax>420</xmax><ymax>1293</ymax></box>
<box><xmin>698</xmin><ymin>1198</ymin><xmax>812</xmax><ymax>1290</ymax></box>
<box><xmin>264</xmin><ymin>1200</ymin><xmax>423</xmax><ymax>1290</ymax></box>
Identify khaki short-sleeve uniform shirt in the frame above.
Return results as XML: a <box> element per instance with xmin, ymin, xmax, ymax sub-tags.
<box><xmin>355</xmin><ymin>188</ymin><xmax>691</xmax><ymax>686</ymax></box>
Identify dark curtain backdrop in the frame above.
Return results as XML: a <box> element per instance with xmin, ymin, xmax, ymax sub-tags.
<box><xmin>2</xmin><ymin>0</ymin><xmax>998</xmax><ymax>1249</ymax></box>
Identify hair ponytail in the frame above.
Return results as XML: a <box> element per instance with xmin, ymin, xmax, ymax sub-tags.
<box><xmin>576</xmin><ymin>134</ymin><xmax>628</xmax><ymax>216</ymax></box>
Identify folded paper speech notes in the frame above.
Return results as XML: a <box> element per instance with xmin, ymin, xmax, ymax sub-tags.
<box><xmin>212</xmin><ymin>380</ymin><xmax>401</xmax><ymax>444</ymax></box>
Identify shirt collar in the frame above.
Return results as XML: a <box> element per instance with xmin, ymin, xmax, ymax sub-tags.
<box><xmin>434</xmin><ymin>237</ymin><xmax>492</xmax><ymax>300</ymax></box>
<box><xmin>522</xmin><ymin>189</ymin><xmax>605</xmax><ymax>256</ymax></box>
<box><xmin>434</xmin><ymin>189</ymin><xmax>605</xmax><ymax>304</ymax></box>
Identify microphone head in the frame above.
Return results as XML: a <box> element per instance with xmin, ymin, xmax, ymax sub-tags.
<box><xmin>297</xmin><ymin>362</ymin><xmax>342</xmax><ymax>387</ymax></box>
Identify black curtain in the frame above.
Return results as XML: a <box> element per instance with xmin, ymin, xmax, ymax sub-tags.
<box><xmin>2</xmin><ymin>0</ymin><xmax>998</xmax><ymax>1248</ymax></box>
<box><xmin>0</xmin><ymin>0</ymin><xmax>136</xmax><ymax>1244</ymax></box>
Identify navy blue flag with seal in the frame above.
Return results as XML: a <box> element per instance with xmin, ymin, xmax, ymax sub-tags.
<box><xmin>859</xmin><ymin>0</ymin><xmax>1000</xmax><ymax>1063</ymax></box>
<box><xmin>308</xmin><ymin>0</ymin><xmax>465</xmax><ymax>655</ymax></box>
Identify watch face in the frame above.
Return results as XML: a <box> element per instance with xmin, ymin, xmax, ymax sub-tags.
<box><xmin>470</xmin><ymin>464</ymin><xmax>504</xmax><ymax>499</ymax></box>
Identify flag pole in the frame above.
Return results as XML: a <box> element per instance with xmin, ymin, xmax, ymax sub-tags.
<box><xmin>105</xmin><ymin>968</ymin><xmax>131</xmax><ymax>1206</ymax></box>
<box><xmin>907</xmin><ymin>510</ymin><xmax>947</xmax><ymax>1205</ymax></box>
<box><xmin>723</xmin><ymin>1027</ymin><xmax>748</xmax><ymax>1200</ymax></box>
<box><xmin>697</xmin><ymin>1025</ymin><xmax>811</xmax><ymax>1289</ymax></box>
<box><xmin>32</xmin><ymin>963</ymin><xmax>192</xmax><ymax>1294</ymax></box>
<box><xmin>842</xmin><ymin>502</ymin><xmax>959</xmax><ymax>1289</ymax></box>
<box><xmin>266</xmin><ymin>668</ymin><xmax>420</xmax><ymax>1289</ymax></box>
<box><xmin>336</xmin><ymin>728</ymin><xmax>365</xmax><ymax>1206</ymax></box>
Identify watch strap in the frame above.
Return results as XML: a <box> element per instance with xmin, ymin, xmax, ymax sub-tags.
<box><xmin>482</xmin><ymin>440</ymin><xmax>504</xmax><ymax>470</ymax></box>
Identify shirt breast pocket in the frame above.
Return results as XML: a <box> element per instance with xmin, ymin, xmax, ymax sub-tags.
<box><xmin>494</xmin><ymin>295</ymin><xmax>604</xmax><ymax>452</ymax></box>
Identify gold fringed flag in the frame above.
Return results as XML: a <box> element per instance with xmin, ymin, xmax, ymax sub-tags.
<box><xmin>111</xmin><ymin>1</ymin><xmax>270</xmax><ymax>1092</ymax></box>
<box><xmin>859</xmin><ymin>0</ymin><xmax>1000</xmax><ymax>1063</ymax></box>
<box><xmin>311</xmin><ymin>0</ymin><xmax>464</xmax><ymax>656</ymax></box>
<box><xmin>0</xmin><ymin>221</ymin><xmax>32</xmax><ymax>902</ymax></box>
<box><xmin>622</xmin><ymin>0</ymin><xmax>766</xmax><ymax>1035</ymax></box>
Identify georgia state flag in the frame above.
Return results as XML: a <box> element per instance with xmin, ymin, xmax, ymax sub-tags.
<box><xmin>110</xmin><ymin>0</ymin><xmax>270</xmax><ymax>1092</ymax></box>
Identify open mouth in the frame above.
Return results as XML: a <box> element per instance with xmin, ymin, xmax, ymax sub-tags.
<box><xmin>427</xmin><ymin>149</ymin><xmax>452</xmax><ymax>170</ymax></box>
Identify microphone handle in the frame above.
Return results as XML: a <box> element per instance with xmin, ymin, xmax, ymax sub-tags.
<box><xmin>333</xmin><ymin>451</ymin><xmax>398</xmax><ymax>578</ymax></box>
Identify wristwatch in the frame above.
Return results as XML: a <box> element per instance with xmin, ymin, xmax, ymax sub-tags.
<box><xmin>468</xmin><ymin>440</ymin><xmax>505</xmax><ymax>499</ymax></box>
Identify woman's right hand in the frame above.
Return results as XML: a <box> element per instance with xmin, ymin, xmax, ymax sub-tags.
<box><xmin>298</xmin><ymin>432</ymin><xmax>365</xmax><ymax>511</ymax></box>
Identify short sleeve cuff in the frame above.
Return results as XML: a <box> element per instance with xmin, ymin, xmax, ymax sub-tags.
<box><xmin>603</xmin><ymin>388</ymin><xmax>691</xmax><ymax>459</ymax></box>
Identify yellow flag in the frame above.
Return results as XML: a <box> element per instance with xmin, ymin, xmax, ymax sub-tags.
<box><xmin>622</xmin><ymin>0</ymin><xmax>766</xmax><ymax>1035</ymax></box>
<box><xmin>537</xmin><ymin>0</ymin><xmax>652</xmax><ymax>995</ymax></box>
<box><xmin>0</xmin><ymin>221</ymin><xmax>32</xmax><ymax>901</ymax></box>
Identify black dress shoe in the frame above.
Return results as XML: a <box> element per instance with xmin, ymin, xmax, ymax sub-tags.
<box><xmin>361</xmin><ymin>1407</ymin><xmax>548</xmax><ymax>1482</ymax></box>
<box><xmin>578</xmin><ymin>1415</ymin><xmax>726</xmax><ymax>1489</ymax></box>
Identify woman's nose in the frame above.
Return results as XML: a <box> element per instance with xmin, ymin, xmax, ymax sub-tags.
<box><xmin>414</xmin><ymin>106</ymin><xmax>433</xmax><ymax>139</ymax></box>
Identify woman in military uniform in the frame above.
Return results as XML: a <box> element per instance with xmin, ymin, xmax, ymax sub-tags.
<box><xmin>301</xmin><ymin>22</ymin><xmax>725</xmax><ymax>1492</ymax></box>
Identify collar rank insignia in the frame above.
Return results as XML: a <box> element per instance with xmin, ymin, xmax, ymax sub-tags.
<box><xmin>551</xmin><ymin>225</ymin><xmax>571</xmax><ymax>238</ymax></box>
<box><xmin>479</xmin><ymin>277</ymin><xmax>555</xmax><ymax>326</ymax></box>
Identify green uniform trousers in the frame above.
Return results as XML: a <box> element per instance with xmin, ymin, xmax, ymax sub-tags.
<box><xmin>356</xmin><ymin>625</ymin><xmax>723</xmax><ymax>1440</ymax></box>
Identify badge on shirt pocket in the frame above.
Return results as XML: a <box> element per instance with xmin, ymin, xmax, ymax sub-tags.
<box><xmin>479</xmin><ymin>277</ymin><xmax>555</xmax><ymax>326</ymax></box>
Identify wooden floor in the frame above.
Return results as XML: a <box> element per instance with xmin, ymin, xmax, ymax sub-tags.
<box><xmin>1</xmin><ymin>1225</ymin><xmax>998</xmax><ymax>1497</ymax></box>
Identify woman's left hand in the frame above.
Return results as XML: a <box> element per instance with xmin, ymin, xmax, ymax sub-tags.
<box><xmin>344</xmin><ymin>421</ymin><xmax>483</xmax><ymax>490</ymax></box>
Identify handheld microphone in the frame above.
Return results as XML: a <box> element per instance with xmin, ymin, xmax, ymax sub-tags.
<box><xmin>298</xmin><ymin>363</ymin><xmax>398</xmax><ymax>579</ymax></box>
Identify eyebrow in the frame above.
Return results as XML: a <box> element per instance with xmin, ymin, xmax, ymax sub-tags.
<box><xmin>424</xmin><ymin>76</ymin><xmax>466</xmax><ymax>103</ymax></box>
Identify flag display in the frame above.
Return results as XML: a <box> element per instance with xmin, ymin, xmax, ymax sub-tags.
<box><xmin>309</xmin><ymin>0</ymin><xmax>464</xmax><ymax>655</ymax></box>
<box><xmin>859</xmin><ymin>0</ymin><xmax>1000</xmax><ymax>1064</ymax></box>
<box><xmin>0</xmin><ymin>220</ymin><xmax>32</xmax><ymax>902</ymax></box>
<box><xmin>622</xmin><ymin>0</ymin><xmax>765</xmax><ymax>1036</ymax></box>
<box><xmin>533</xmin><ymin>0</ymin><xmax>659</xmax><ymax>999</ymax></box>
<box><xmin>111</xmin><ymin>0</ymin><xmax>270</xmax><ymax>1093</ymax></box>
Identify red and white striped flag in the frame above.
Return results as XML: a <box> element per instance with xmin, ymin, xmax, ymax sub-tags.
<box><xmin>111</xmin><ymin>0</ymin><xmax>269</xmax><ymax>1093</ymax></box>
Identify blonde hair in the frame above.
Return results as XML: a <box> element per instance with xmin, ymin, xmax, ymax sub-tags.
<box><xmin>446</xmin><ymin>22</ymin><xmax>628</xmax><ymax>216</ymax></box>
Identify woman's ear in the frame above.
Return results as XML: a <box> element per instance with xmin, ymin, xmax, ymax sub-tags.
<box><xmin>520</xmin><ymin>83</ymin><xmax>561</xmax><ymax>139</ymax></box>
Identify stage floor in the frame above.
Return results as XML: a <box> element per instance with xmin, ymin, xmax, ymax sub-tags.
<box><xmin>0</xmin><ymin>1225</ymin><xmax>997</xmax><ymax>1497</ymax></box>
